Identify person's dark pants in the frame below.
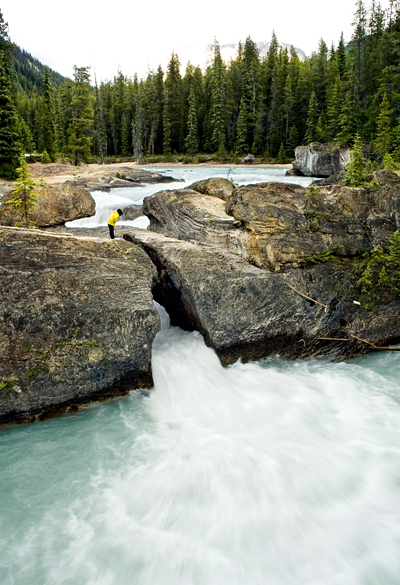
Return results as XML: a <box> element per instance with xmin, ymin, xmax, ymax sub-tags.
<box><xmin>108</xmin><ymin>224</ymin><xmax>115</xmax><ymax>239</ymax></box>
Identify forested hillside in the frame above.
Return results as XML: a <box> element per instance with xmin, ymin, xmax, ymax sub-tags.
<box><xmin>13</xmin><ymin>45</ymin><xmax>66</xmax><ymax>96</ymax></box>
<box><xmin>1</xmin><ymin>0</ymin><xmax>400</xmax><ymax>177</ymax></box>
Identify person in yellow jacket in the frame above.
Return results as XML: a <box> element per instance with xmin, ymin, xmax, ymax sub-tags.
<box><xmin>107</xmin><ymin>208</ymin><xmax>123</xmax><ymax>239</ymax></box>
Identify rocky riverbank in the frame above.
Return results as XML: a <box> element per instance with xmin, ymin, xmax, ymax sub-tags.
<box><xmin>0</xmin><ymin>228</ymin><xmax>160</xmax><ymax>426</ymax></box>
<box><xmin>2</xmin><ymin>168</ymin><xmax>400</xmax><ymax>425</ymax></box>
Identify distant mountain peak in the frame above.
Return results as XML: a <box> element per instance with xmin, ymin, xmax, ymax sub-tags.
<box><xmin>172</xmin><ymin>40</ymin><xmax>306</xmax><ymax>71</ymax></box>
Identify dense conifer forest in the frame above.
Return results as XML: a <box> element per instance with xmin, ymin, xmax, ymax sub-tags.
<box><xmin>0</xmin><ymin>1</ymin><xmax>400</xmax><ymax>176</ymax></box>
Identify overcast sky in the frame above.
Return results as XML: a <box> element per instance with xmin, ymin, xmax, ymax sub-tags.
<box><xmin>2</xmin><ymin>0</ymin><xmax>392</xmax><ymax>81</ymax></box>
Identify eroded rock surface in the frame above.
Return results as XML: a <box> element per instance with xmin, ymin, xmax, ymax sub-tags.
<box><xmin>123</xmin><ymin>229</ymin><xmax>400</xmax><ymax>365</ymax></box>
<box><xmin>293</xmin><ymin>143</ymin><xmax>351</xmax><ymax>177</ymax></box>
<box><xmin>0</xmin><ymin>227</ymin><xmax>160</xmax><ymax>425</ymax></box>
<box><xmin>71</xmin><ymin>168</ymin><xmax>182</xmax><ymax>192</ymax></box>
<box><xmin>187</xmin><ymin>178</ymin><xmax>234</xmax><ymax>201</ymax></box>
<box><xmin>0</xmin><ymin>183</ymin><xmax>95</xmax><ymax>227</ymax></box>
<box><xmin>143</xmin><ymin>181</ymin><xmax>400</xmax><ymax>270</ymax></box>
<box><xmin>143</xmin><ymin>188</ymin><xmax>248</xmax><ymax>256</ymax></box>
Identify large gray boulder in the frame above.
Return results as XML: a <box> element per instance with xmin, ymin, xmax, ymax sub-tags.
<box><xmin>187</xmin><ymin>178</ymin><xmax>234</xmax><ymax>201</ymax></box>
<box><xmin>143</xmin><ymin>181</ymin><xmax>400</xmax><ymax>270</ymax></box>
<box><xmin>0</xmin><ymin>228</ymin><xmax>160</xmax><ymax>425</ymax></box>
<box><xmin>0</xmin><ymin>183</ymin><xmax>95</xmax><ymax>227</ymax></box>
<box><xmin>123</xmin><ymin>228</ymin><xmax>400</xmax><ymax>365</ymax></box>
<box><xmin>293</xmin><ymin>143</ymin><xmax>351</xmax><ymax>177</ymax></box>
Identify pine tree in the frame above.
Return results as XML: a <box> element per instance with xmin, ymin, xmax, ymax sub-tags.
<box><xmin>121</xmin><ymin>116</ymin><xmax>130</xmax><ymax>156</ymax></box>
<box><xmin>235</xmin><ymin>96</ymin><xmax>248</xmax><ymax>154</ymax></box>
<box><xmin>92</xmin><ymin>81</ymin><xmax>107</xmax><ymax>162</ymax></box>
<box><xmin>337</xmin><ymin>32</ymin><xmax>347</xmax><ymax>79</ymax></box>
<box><xmin>5</xmin><ymin>153</ymin><xmax>41</xmax><ymax>226</ymax></box>
<box><xmin>184</xmin><ymin>85</ymin><xmax>198</xmax><ymax>154</ymax></box>
<box><xmin>277</xmin><ymin>142</ymin><xmax>286</xmax><ymax>163</ymax></box>
<box><xmin>336</xmin><ymin>71</ymin><xmax>358</xmax><ymax>146</ymax></box>
<box><xmin>304</xmin><ymin>91</ymin><xmax>319</xmax><ymax>144</ymax></box>
<box><xmin>283</xmin><ymin>74</ymin><xmax>293</xmax><ymax>142</ymax></box>
<box><xmin>163</xmin><ymin>53</ymin><xmax>183</xmax><ymax>154</ymax></box>
<box><xmin>344</xmin><ymin>133</ymin><xmax>366</xmax><ymax>186</ymax></box>
<box><xmin>67</xmin><ymin>66</ymin><xmax>94</xmax><ymax>165</ymax></box>
<box><xmin>42</xmin><ymin>67</ymin><xmax>57</xmax><ymax>160</ymax></box>
<box><xmin>286</xmin><ymin>126</ymin><xmax>299</xmax><ymax>157</ymax></box>
<box><xmin>326</xmin><ymin>75</ymin><xmax>343</xmax><ymax>140</ymax></box>
<box><xmin>41</xmin><ymin>149</ymin><xmax>50</xmax><ymax>163</ymax></box>
<box><xmin>210</xmin><ymin>39</ymin><xmax>226</xmax><ymax>153</ymax></box>
<box><xmin>0</xmin><ymin>12</ymin><xmax>21</xmax><ymax>179</ymax></box>
<box><xmin>375</xmin><ymin>92</ymin><xmax>392</xmax><ymax>159</ymax></box>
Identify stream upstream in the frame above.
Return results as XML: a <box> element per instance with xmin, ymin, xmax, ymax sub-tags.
<box><xmin>1</xmin><ymin>167</ymin><xmax>400</xmax><ymax>585</ymax></box>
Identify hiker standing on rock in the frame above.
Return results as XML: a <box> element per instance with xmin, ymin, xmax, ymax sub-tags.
<box><xmin>107</xmin><ymin>209</ymin><xmax>123</xmax><ymax>239</ymax></box>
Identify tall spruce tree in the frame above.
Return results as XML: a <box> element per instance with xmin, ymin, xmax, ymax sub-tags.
<box><xmin>42</xmin><ymin>67</ymin><xmax>57</xmax><ymax>160</ymax></box>
<box><xmin>209</xmin><ymin>39</ymin><xmax>226</xmax><ymax>153</ymax></box>
<box><xmin>375</xmin><ymin>92</ymin><xmax>392</xmax><ymax>159</ymax></box>
<box><xmin>68</xmin><ymin>66</ymin><xmax>94</xmax><ymax>165</ymax></box>
<box><xmin>304</xmin><ymin>91</ymin><xmax>319</xmax><ymax>143</ymax></box>
<box><xmin>163</xmin><ymin>53</ymin><xmax>183</xmax><ymax>154</ymax></box>
<box><xmin>0</xmin><ymin>10</ymin><xmax>21</xmax><ymax>178</ymax></box>
<box><xmin>184</xmin><ymin>85</ymin><xmax>199</xmax><ymax>154</ymax></box>
<box><xmin>92</xmin><ymin>81</ymin><xmax>107</xmax><ymax>162</ymax></box>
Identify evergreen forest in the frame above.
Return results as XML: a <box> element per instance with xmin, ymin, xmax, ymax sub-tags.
<box><xmin>1</xmin><ymin>1</ymin><xmax>400</xmax><ymax>178</ymax></box>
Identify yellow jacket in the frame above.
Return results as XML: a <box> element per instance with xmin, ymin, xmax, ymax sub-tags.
<box><xmin>107</xmin><ymin>210</ymin><xmax>120</xmax><ymax>226</ymax></box>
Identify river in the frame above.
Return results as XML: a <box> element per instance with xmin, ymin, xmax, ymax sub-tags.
<box><xmin>1</xmin><ymin>168</ymin><xmax>400</xmax><ymax>585</ymax></box>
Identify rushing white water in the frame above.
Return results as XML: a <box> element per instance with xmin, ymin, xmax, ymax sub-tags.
<box><xmin>66</xmin><ymin>166</ymin><xmax>313</xmax><ymax>229</ymax></box>
<box><xmin>1</xmin><ymin>304</ymin><xmax>400</xmax><ymax>585</ymax></box>
<box><xmin>2</xmin><ymin>168</ymin><xmax>400</xmax><ymax>584</ymax></box>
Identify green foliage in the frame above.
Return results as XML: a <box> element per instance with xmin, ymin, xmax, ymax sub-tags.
<box><xmin>375</xmin><ymin>92</ymin><xmax>392</xmax><ymax>159</ymax></box>
<box><xmin>0</xmin><ymin>40</ymin><xmax>21</xmax><ymax>178</ymax></box>
<box><xmin>0</xmin><ymin>377</ymin><xmax>18</xmax><ymax>391</ymax></box>
<box><xmin>300</xmin><ymin>249</ymin><xmax>340</xmax><ymax>266</ymax></box>
<box><xmin>382</xmin><ymin>152</ymin><xmax>396</xmax><ymax>171</ymax></box>
<box><xmin>304</xmin><ymin>91</ymin><xmax>318</xmax><ymax>144</ymax></box>
<box><xmin>351</xmin><ymin>232</ymin><xmax>400</xmax><ymax>307</ymax></box>
<box><xmin>42</xmin><ymin>66</ymin><xmax>57</xmax><ymax>160</ymax></box>
<box><xmin>277</xmin><ymin>143</ymin><xmax>287</xmax><ymax>163</ymax></box>
<box><xmin>184</xmin><ymin>85</ymin><xmax>199</xmax><ymax>154</ymax></box>
<box><xmin>7</xmin><ymin>3</ymin><xmax>400</xmax><ymax>163</ymax></box>
<box><xmin>344</xmin><ymin>133</ymin><xmax>367</xmax><ymax>186</ymax></box>
<box><xmin>67</xmin><ymin>66</ymin><xmax>94</xmax><ymax>165</ymax></box>
<box><xmin>6</xmin><ymin>154</ymin><xmax>44</xmax><ymax>226</ymax></box>
<box><xmin>41</xmin><ymin>149</ymin><xmax>51</xmax><ymax>163</ymax></box>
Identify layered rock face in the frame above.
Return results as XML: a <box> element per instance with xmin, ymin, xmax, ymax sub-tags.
<box><xmin>143</xmin><ymin>188</ymin><xmax>248</xmax><ymax>257</ymax></box>
<box><xmin>0</xmin><ymin>183</ymin><xmax>95</xmax><ymax>227</ymax></box>
<box><xmin>0</xmin><ymin>228</ymin><xmax>160</xmax><ymax>425</ymax></box>
<box><xmin>123</xmin><ymin>175</ymin><xmax>400</xmax><ymax>364</ymax></box>
<box><xmin>143</xmin><ymin>179</ymin><xmax>400</xmax><ymax>270</ymax></box>
<box><xmin>292</xmin><ymin>143</ymin><xmax>351</xmax><ymax>177</ymax></box>
<box><xmin>124</xmin><ymin>228</ymin><xmax>400</xmax><ymax>365</ymax></box>
<box><xmin>187</xmin><ymin>178</ymin><xmax>234</xmax><ymax>201</ymax></box>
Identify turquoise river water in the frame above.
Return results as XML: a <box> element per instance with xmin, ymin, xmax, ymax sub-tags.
<box><xmin>1</xmin><ymin>168</ymin><xmax>400</xmax><ymax>585</ymax></box>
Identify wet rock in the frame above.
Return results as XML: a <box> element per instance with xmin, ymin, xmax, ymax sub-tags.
<box><xmin>123</xmin><ymin>229</ymin><xmax>400</xmax><ymax>365</ymax></box>
<box><xmin>0</xmin><ymin>183</ymin><xmax>95</xmax><ymax>227</ymax></box>
<box><xmin>226</xmin><ymin>181</ymin><xmax>400</xmax><ymax>269</ymax></box>
<box><xmin>293</xmin><ymin>143</ymin><xmax>351</xmax><ymax>177</ymax></box>
<box><xmin>285</xmin><ymin>168</ymin><xmax>304</xmax><ymax>176</ymax></box>
<box><xmin>143</xmin><ymin>188</ymin><xmax>247</xmax><ymax>255</ymax></box>
<box><xmin>241</xmin><ymin>154</ymin><xmax>256</xmax><ymax>164</ymax></box>
<box><xmin>0</xmin><ymin>227</ymin><xmax>160</xmax><ymax>426</ymax></box>
<box><xmin>187</xmin><ymin>178</ymin><xmax>234</xmax><ymax>201</ymax></box>
<box><xmin>73</xmin><ymin>169</ymin><xmax>182</xmax><ymax>192</ymax></box>
<box><xmin>314</xmin><ymin>173</ymin><xmax>344</xmax><ymax>186</ymax></box>
<box><xmin>121</xmin><ymin>204</ymin><xmax>144</xmax><ymax>220</ymax></box>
